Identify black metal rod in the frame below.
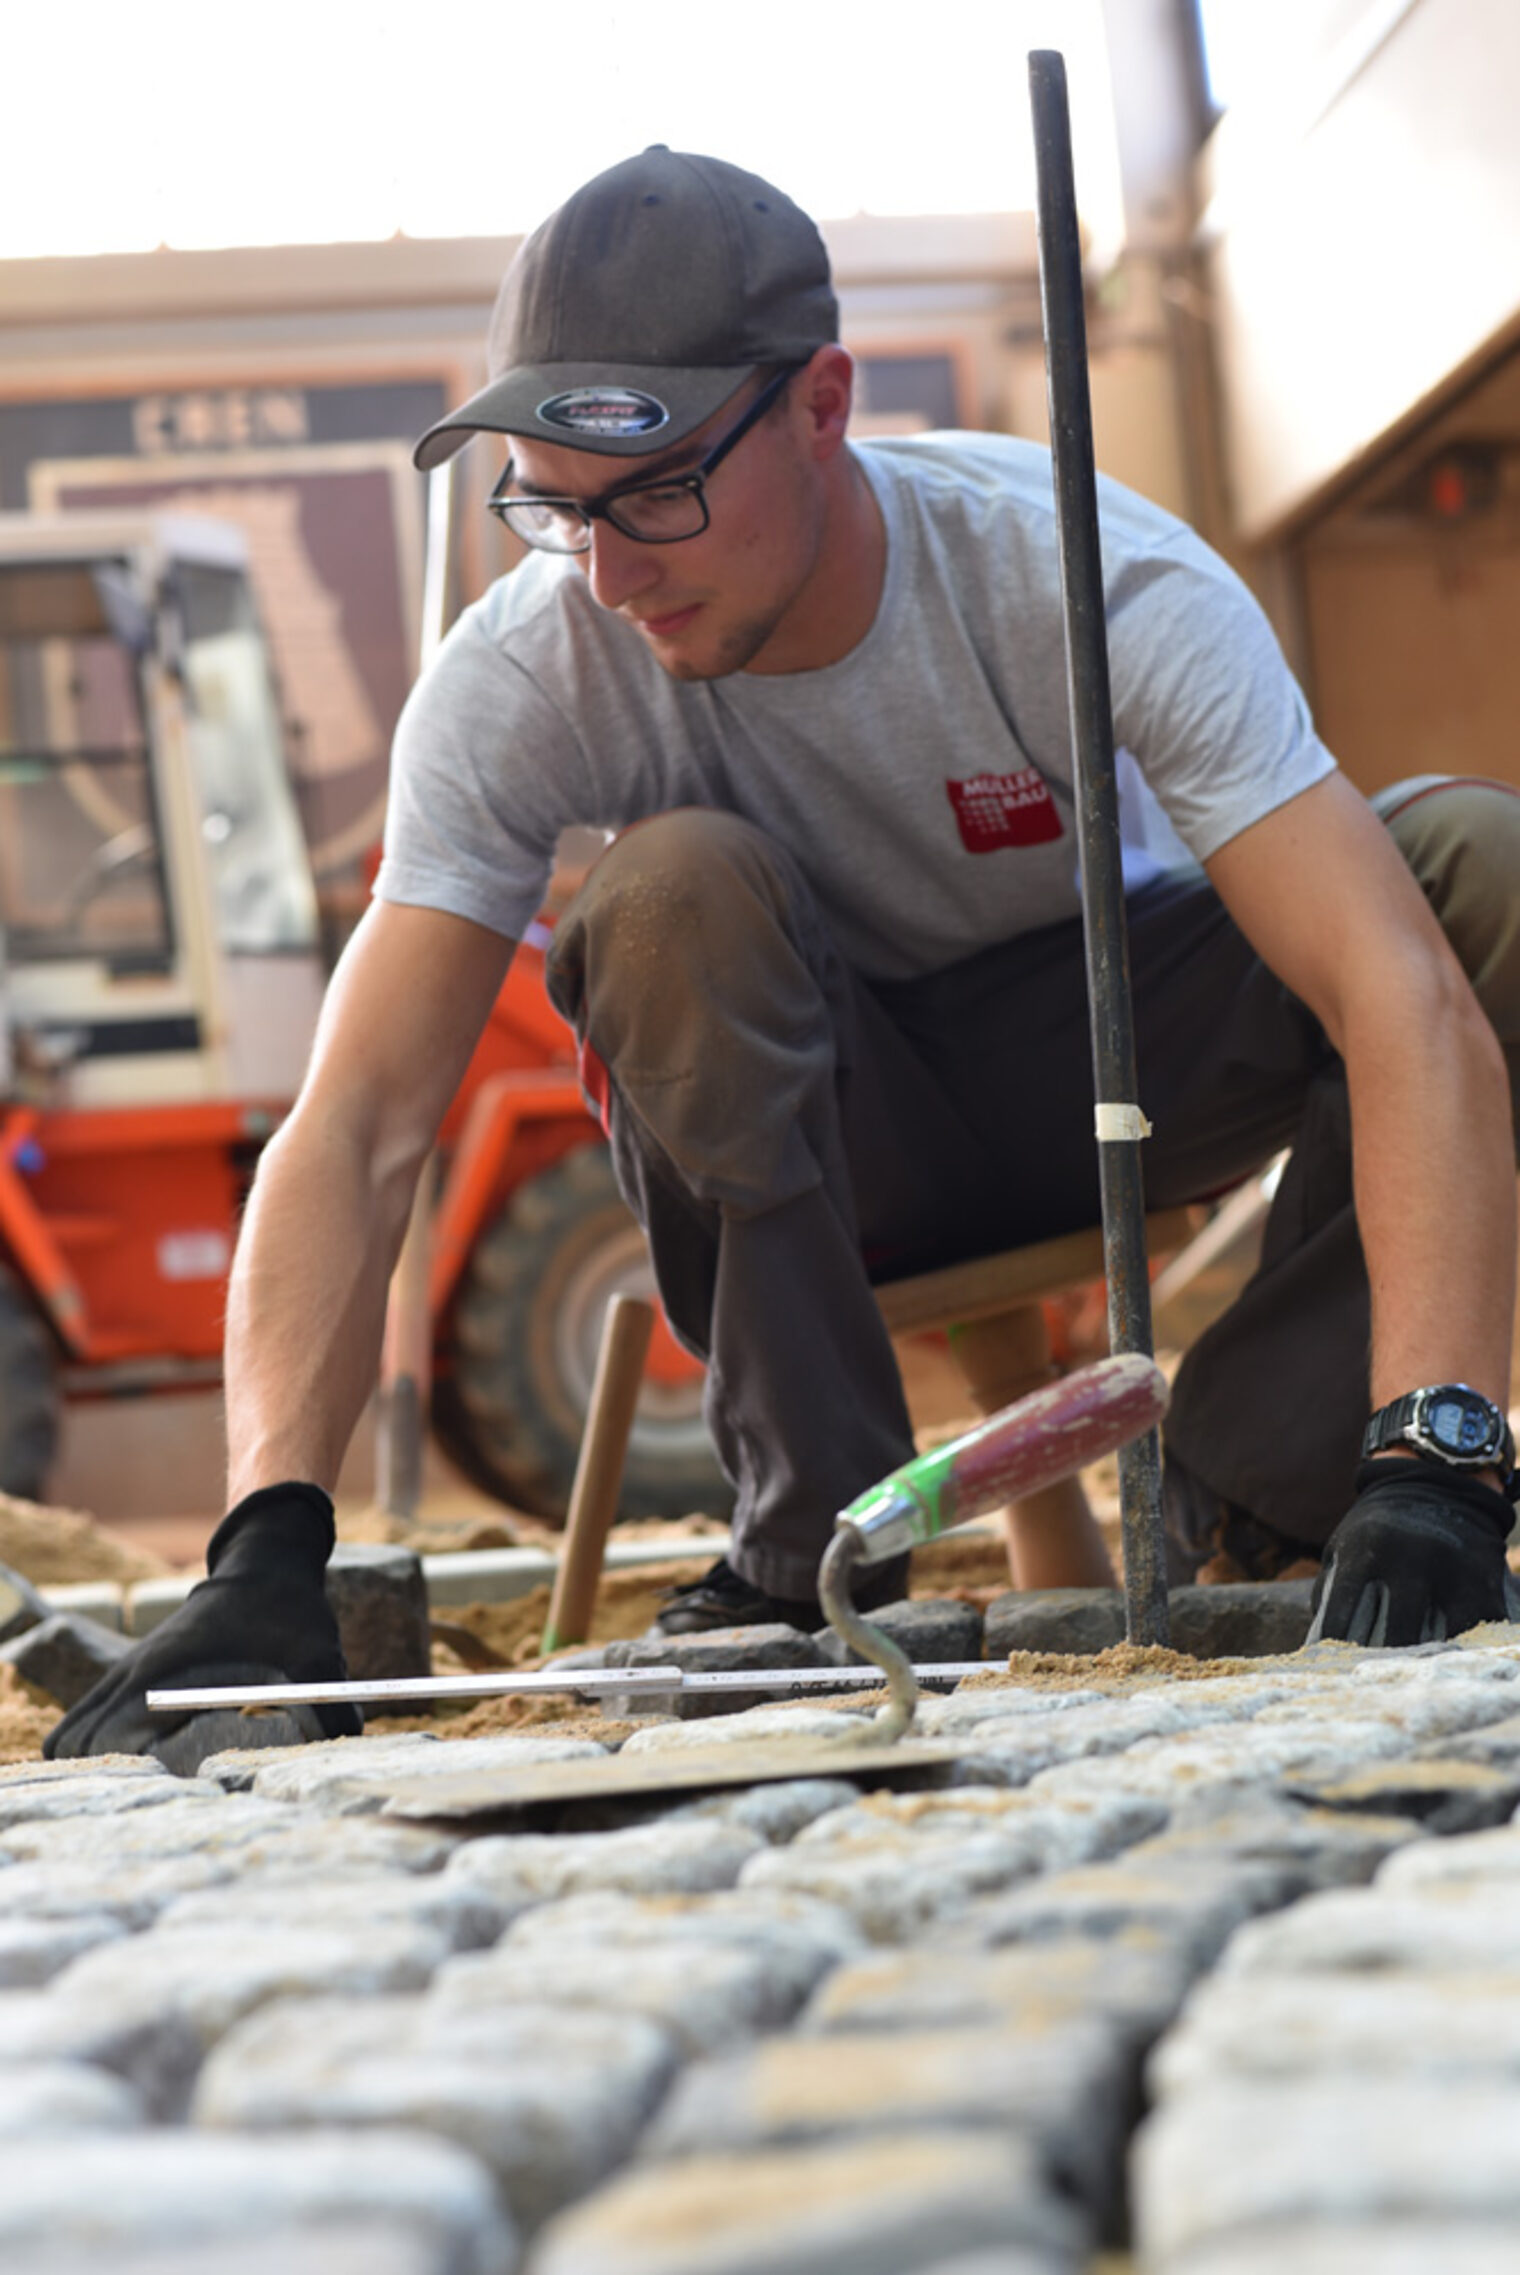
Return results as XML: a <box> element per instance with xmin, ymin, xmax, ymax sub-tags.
<box><xmin>1028</xmin><ymin>48</ymin><xmax>1168</xmax><ymax>1648</ymax></box>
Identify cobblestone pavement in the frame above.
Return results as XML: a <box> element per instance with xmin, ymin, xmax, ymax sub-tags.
<box><xmin>8</xmin><ymin>1633</ymin><xmax>1520</xmax><ymax>2272</ymax></box>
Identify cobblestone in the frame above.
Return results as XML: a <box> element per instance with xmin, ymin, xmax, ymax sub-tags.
<box><xmin>13</xmin><ymin>1631</ymin><xmax>1520</xmax><ymax>2263</ymax></box>
<box><xmin>431</xmin><ymin>1932</ymin><xmax>812</xmax><ymax>2054</ymax></box>
<box><xmin>528</xmin><ymin>2132</ymin><xmax>1084</xmax><ymax>2275</ymax></box>
<box><xmin>326</xmin><ymin>1542</ymin><xmax>432</xmax><ymax>1681</ymax></box>
<box><xmin>444</xmin><ymin>1817</ymin><xmax>764</xmax><ymax>1909</ymax></box>
<box><xmin>817</xmin><ymin>1598</ymin><xmax>984</xmax><ymax>1667</ymax></box>
<box><xmin>194</xmin><ymin>1994</ymin><xmax>675</xmax><ymax>2231</ymax></box>
<box><xmin>803</xmin><ymin>1938</ymin><xmax>1192</xmax><ymax>2045</ymax></box>
<box><xmin>206</xmin><ymin>1730</ymin><xmax>608</xmax><ymax>1811</ymax></box>
<box><xmin>0</xmin><ymin>2060</ymin><xmax>145</xmax><ymax>2130</ymax></box>
<box><xmin>1134</xmin><ymin>2079</ymin><xmax>1520</xmax><ymax>2259</ymax></box>
<box><xmin>0</xmin><ymin>1611</ymin><xmax>133</xmax><ymax>1705</ymax></box>
<box><xmin>0</xmin><ymin>1910</ymin><xmax>128</xmax><ymax>1986</ymax></box>
<box><xmin>647</xmin><ymin>2018</ymin><xmax>1131</xmax><ymax>2216</ymax></box>
<box><xmin>0</xmin><ymin>2131</ymin><xmax>516</xmax><ymax>2272</ymax></box>
<box><xmin>0</xmin><ymin>1559</ymin><xmax>47</xmax><ymax>1645</ymax></box>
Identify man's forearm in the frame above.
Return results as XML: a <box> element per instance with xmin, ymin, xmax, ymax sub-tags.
<box><xmin>1346</xmin><ymin>980</ymin><xmax>1515</xmax><ymax>1414</ymax></box>
<box><xmin>223</xmin><ymin>1113</ymin><xmax>423</xmax><ymax>1503</ymax></box>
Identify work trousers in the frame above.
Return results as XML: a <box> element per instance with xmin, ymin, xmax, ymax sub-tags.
<box><xmin>546</xmin><ymin>779</ymin><xmax>1520</xmax><ymax>1600</ymax></box>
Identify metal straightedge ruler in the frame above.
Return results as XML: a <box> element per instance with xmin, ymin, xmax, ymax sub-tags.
<box><xmin>148</xmin><ymin>1661</ymin><xmax>994</xmax><ymax>1719</ymax></box>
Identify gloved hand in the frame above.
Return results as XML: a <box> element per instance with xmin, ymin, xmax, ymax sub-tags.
<box><xmin>44</xmin><ymin>1482</ymin><xmax>362</xmax><ymax>1761</ymax></box>
<box><xmin>1307</xmin><ymin>1458</ymin><xmax>1515</xmax><ymax>1648</ymax></box>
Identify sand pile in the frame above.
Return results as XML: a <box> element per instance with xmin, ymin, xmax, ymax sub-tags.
<box><xmin>0</xmin><ymin>1490</ymin><xmax>173</xmax><ymax>1587</ymax></box>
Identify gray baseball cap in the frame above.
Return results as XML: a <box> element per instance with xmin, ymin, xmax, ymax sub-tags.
<box><xmin>413</xmin><ymin>147</ymin><xmax>838</xmax><ymax>471</ymax></box>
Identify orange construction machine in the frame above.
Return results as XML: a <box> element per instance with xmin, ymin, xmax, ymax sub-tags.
<box><xmin>0</xmin><ymin>511</ymin><xmax>720</xmax><ymax>1522</ymax></box>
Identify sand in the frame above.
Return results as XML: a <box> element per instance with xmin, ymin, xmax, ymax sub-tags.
<box><xmin>0</xmin><ymin>1665</ymin><xmax>57</xmax><ymax>1765</ymax></box>
<box><xmin>0</xmin><ymin>1491</ymin><xmax>173</xmax><ymax>1587</ymax></box>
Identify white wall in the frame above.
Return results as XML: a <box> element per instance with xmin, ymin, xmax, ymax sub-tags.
<box><xmin>1202</xmin><ymin>0</ymin><xmax>1520</xmax><ymax>538</ymax></box>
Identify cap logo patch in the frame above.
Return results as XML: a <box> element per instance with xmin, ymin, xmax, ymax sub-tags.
<box><xmin>537</xmin><ymin>387</ymin><xmax>669</xmax><ymax>437</ymax></box>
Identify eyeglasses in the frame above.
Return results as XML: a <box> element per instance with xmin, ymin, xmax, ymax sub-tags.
<box><xmin>487</xmin><ymin>366</ymin><xmax>796</xmax><ymax>554</ymax></box>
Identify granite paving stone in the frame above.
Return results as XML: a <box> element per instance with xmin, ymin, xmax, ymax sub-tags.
<box><xmin>0</xmin><ymin>2060</ymin><xmax>145</xmax><ymax>2130</ymax></box>
<box><xmin>816</xmin><ymin>1598</ymin><xmax>984</xmax><ymax>1668</ymax></box>
<box><xmin>1131</xmin><ymin>1789</ymin><xmax>1426</xmax><ymax>1889</ymax></box>
<box><xmin>1148</xmin><ymin>1968</ymin><xmax>1520</xmax><ymax>2096</ymax></box>
<box><xmin>1021</xmin><ymin>1716</ymin><xmax>1415</xmax><ymax>1809</ymax></box>
<box><xmin>601</xmin><ymin>1622</ymin><xmax>827</xmax><ymax>1680</ymax></box>
<box><xmin>151</xmin><ymin>1709</ymin><xmax>329</xmax><ymax>1773</ymax></box>
<box><xmin>984</xmin><ymin>1587</ymin><xmax>1127</xmax><ymax>1658</ymax></box>
<box><xmin>802</xmin><ymin>1938</ymin><xmax>1193</xmax><ymax>2047</ymax></box>
<box><xmin>646</xmin><ymin>2018</ymin><xmax>1132</xmax><ymax>2217</ymax></box>
<box><xmin>0</xmin><ymin>1762</ymin><xmax>183</xmax><ymax>1831</ymax></box>
<box><xmin>231</xmin><ymin>1731</ymin><xmax>609</xmax><ymax>1812</ymax></box>
<box><xmin>0</xmin><ymin>2129</ymin><xmax>517</xmax><ymax>2274</ymax></box>
<box><xmin>8</xmin><ymin>2230</ymin><xmax>464</xmax><ymax>2275</ymax></box>
<box><xmin>1164</xmin><ymin>1580</ymin><xmax>1316</xmax><ymax>1658</ymax></box>
<box><xmin>1</xmin><ymin>1789</ymin><xmax>455</xmax><ymax>1874</ymax></box>
<box><xmin>912</xmin><ymin>1688</ymin><xmax>1107</xmax><ymax>1733</ymax></box>
<box><xmin>1282</xmin><ymin>1754</ymin><xmax>1520</xmax><ymax>1833</ymax></box>
<box><xmin>0</xmin><ymin>1558</ymin><xmax>48</xmax><ymax>1645</ymax></box>
<box><xmin>0</xmin><ymin>1986</ymin><xmax>206</xmax><ymax>2116</ymax></box>
<box><xmin>429</xmin><ymin>1934</ymin><xmax>814</xmax><ymax>2054</ymax></box>
<box><xmin>617</xmin><ymin>1702</ymin><xmax>881</xmax><ymax>1750</ymax></box>
<box><xmin>193</xmin><ymin>1992</ymin><xmax>676</xmax><ymax>2231</ymax></box>
<box><xmin>609</xmin><ymin>1775</ymin><xmax>863</xmax><ymax>1842</ymax></box>
<box><xmin>44</xmin><ymin>1916</ymin><xmax>461</xmax><ymax>2077</ymax></box>
<box><xmin>950</xmin><ymin>1855</ymin><xmax>1302</xmax><ymax>1971</ymax></box>
<box><xmin>1215</xmin><ymin>1880</ymin><xmax>1520</xmax><ymax>1975</ymax></box>
<box><xmin>1150</xmin><ymin>2227</ymin><xmax>1520</xmax><ymax>2274</ymax></box>
<box><xmin>0</xmin><ymin>1611</ymin><xmax>133</xmax><ymax>1705</ymax></box>
<box><xmin>0</xmin><ymin>1911</ymin><xmax>129</xmax><ymax>1986</ymax></box>
<box><xmin>527</xmin><ymin>2131</ymin><xmax>1085</xmax><ymax>2275</ymax></box>
<box><xmin>738</xmin><ymin>1787</ymin><xmax>1164</xmax><ymax>1940</ymax></box>
<box><xmin>326</xmin><ymin>1542</ymin><xmax>432</xmax><ymax>1681</ymax></box>
<box><xmin>500</xmin><ymin>1886</ymin><xmax>865</xmax><ymax>1982</ymax></box>
<box><xmin>154</xmin><ymin>1871</ymin><xmax>512</xmax><ymax>1949</ymax></box>
<box><xmin>1132</xmin><ymin>2078</ymin><xmax>1520</xmax><ymax>2262</ymax></box>
<box><xmin>1433</xmin><ymin>1708</ymin><xmax>1520</xmax><ymax>1767</ymax></box>
<box><xmin>903</xmin><ymin>2256</ymin><xmax>1080</xmax><ymax>2275</ymax></box>
<box><xmin>443</xmin><ymin>1818</ymin><xmax>764</xmax><ymax>1908</ymax></box>
<box><xmin>1377</xmin><ymin>1819</ymin><xmax>1520</xmax><ymax>1888</ymax></box>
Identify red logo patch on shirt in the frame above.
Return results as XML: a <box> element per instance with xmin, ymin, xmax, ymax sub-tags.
<box><xmin>945</xmin><ymin>768</ymin><xmax>1064</xmax><ymax>852</ymax></box>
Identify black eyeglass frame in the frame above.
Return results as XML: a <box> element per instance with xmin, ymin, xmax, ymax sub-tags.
<box><xmin>486</xmin><ymin>365</ymin><xmax>798</xmax><ymax>552</ymax></box>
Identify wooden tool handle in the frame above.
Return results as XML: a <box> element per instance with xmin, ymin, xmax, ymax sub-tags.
<box><xmin>542</xmin><ymin>1293</ymin><xmax>656</xmax><ymax>1652</ymax></box>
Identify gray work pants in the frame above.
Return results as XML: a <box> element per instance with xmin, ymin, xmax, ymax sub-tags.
<box><xmin>546</xmin><ymin>780</ymin><xmax>1520</xmax><ymax>1598</ymax></box>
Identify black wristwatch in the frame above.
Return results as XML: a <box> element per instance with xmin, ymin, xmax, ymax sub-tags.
<box><xmin>1363</xmin><ymin>1383</ymin><xmax>1517</xmax><ymax>1497</ymax></box>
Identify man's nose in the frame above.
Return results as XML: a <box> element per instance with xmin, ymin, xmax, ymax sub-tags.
<box><xmin>582</xmin><ymin>520</ymin><xmax>662</xmax><ymax>613</ymax></box>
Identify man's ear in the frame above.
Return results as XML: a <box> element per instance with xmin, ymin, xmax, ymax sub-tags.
<box><xmin>793</xmin><ymin>345</ymin><xmax>855</xmax><ymax>460</ymax></box>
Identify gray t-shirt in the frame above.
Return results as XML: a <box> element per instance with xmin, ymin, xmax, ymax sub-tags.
<box><xmin>378</xmin><ymin>431</ymin><xmax>1335</xmax><ymax>981</ymax></box>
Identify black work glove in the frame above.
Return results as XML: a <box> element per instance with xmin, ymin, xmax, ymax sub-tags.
<box><xmin>1307</xmin><ymin>1458</ymin><xmax>1516</xmax><ymax>1648</ymax></box>
<box><xmin>44</xmin><ymin>1483</ymin><xmax>362</xmax><ymax>1761</ymax></box>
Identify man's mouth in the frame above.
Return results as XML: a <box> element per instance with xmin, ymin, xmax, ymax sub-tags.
<box><xmin>633</xmin><ymin>604</ymin><xmax>701</xmax><ymax>639</ymax></box>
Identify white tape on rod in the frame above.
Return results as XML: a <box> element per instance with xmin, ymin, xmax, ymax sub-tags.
<box><xmin>1094</xmin><ymin>1102</ymin><xmax>1152</xmax><ymax>1142</ymax></box>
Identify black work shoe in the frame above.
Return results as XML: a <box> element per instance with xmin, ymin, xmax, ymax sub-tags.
<box><xmin>654</xmin><ymin>1558</ymin><xmax>826</xmax><ymax>1636</ymax></box>
<box><xmin>652</xmin><ymin>1554</ymin><xmax>912</xmax><ymax>1637</ymax></box>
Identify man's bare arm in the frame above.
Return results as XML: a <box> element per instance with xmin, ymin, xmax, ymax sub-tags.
<box><xmin>224</xmin><ymin>899</ymin><xmax>516</xmax><ymax>1502</ymax></box>
<box><xmin>1204</xmin><ymin>771</ymin><xmax>1515</xmax><ymax>1415</ymax></box>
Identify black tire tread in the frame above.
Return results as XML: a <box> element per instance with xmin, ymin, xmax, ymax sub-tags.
<box><xmin>432</xmin><ymin>1144</ymin><xmax>729</xmax><ymax>1525</ymax></box>
<box><xmin>0</xmin><ymin>1265</ymin><xmax>59</xmax><ymax>1502</ymax></box>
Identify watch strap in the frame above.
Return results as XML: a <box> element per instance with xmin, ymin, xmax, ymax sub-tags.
<box><xmin>1362</xmin><ymin>1386</ymin><xmax>1517</xmax><ymax>1497</ymax></box>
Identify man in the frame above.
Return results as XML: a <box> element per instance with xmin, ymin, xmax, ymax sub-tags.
<box><xmin>50</xmin><ymin>147</ymin><xmax>1519</xmax><ymax>1761</ymax></box>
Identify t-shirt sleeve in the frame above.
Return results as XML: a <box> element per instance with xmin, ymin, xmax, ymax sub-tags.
<box><xmin>375</xmin><ymin>611</ymin><xmax>585</xmax><ymax>941</ymax></box>
<box><xmin>1104</xmin><ymin>531</ymin><xmax>1337</xmax><ymax>862</ymax></box>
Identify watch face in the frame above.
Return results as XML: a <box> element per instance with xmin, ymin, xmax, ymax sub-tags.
<box><xmin>1423</xmin><ymin>1391</ymin><xmax>1498</xmax><ymax>1458</ymax></box>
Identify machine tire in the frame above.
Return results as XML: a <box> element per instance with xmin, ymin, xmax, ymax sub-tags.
<box><xmin>433</xmin><ymin>1142</ymin><xmax>732</xmax><ymax>1525</ymax></box>
<box><xmin>0</xmin><ymin>1267</ymin><xmax>59</xmax><ymax>1503</ymax></box>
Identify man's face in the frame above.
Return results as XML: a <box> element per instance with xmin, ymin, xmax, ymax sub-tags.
<box><xmin>505</xmin><ymin>372</ymin><xmax>830</xmax><ymax>680</ymax></box>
